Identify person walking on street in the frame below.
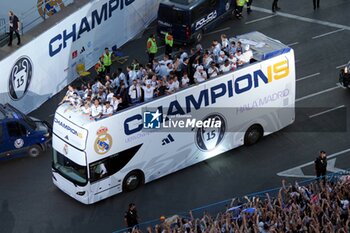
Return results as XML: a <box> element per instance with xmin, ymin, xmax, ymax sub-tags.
<box><xmin>272</xmin><ymin>0</ymin><xmax>280</xmax><ymax>13</ymax></box>
<box><xmin>235</xmin><ymin>0</ymin><xmax>248</xmax><ymax>19</ymax></box>
<box><xmin>103</xmin><ymin>48</ymin><xmax>112</xmax><ymax>74</ymax></box>
<box><xmin>313</xmin><ymin>0</ymin><xmax>320</xmax><ymax>10</ymax></box>
<box><xmin>247</xmin><ymin>0</ymin><xmax>253</xmax><ymax>14</ymax></box>
<box><xmin>147</xmin><ymin>34</ymin><xmax>158</xmax><ymax>63</ymax></box>
<box><xmin>315</xmin><ymin>150</ymin><xmax>327</xmax><ymax>183</ymax></box>
<box><xmin>8</xmin><ymin>11</ymin><xmax>21</xmax><ymax>46</ymax></box>
<box><xmin>124</xmin><ymin>203</ymin><xmax>139</xmax><ymax>231</ymax></box>
<box><xmin>165</xmin><ymin>31</ymin><xmax>174</xmax><ymax>58</ymax></box>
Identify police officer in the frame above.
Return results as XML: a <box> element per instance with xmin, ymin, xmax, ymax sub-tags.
<box><xmin>147</xmin><ymin>34</ymin><xmax>158</xmax><ymax>63</ymax></box>
<box><xmin>315</xmin><ymin>150</ymin><xmax>327</xmax><ymax>183</ymax></box>
<box><xmin>247</xmin><ymin>0</ymin><xmax>253</xmax><ymax>14</ymax></box>
<box><xmin>340</xmin><ymin>66</ymin><xmax>350</xmax><ymax>87</ymax></box>
<box><xmin>103</xmin><ymin>48</ymin><xmax>112</xmax><ymax>74</ymax></box>
<box><xmin>124</xmin><ymin>203</ymin><xmax>139</xmax><ymax>231</ymax></box>
<box><xmin>8</xmin><ymin>11</ymin><xmax>21</xmax><ymax>46</ymax></box>
<box><xmin>236</xmin><ymin>0</ymin><xmax>248</xmax><ymax>19</ymax></box>
<box><xmin>313</xmin><ymin>0</ymin><xmax>320</xmax><ymax>10</ymax></box>
<box><xmin>95</xmin><ymin>56</ymin><xmax>106</xmax><ymax>81</ymax></box>
<box><xmin>272</xmin><ymin>0</ymin><xmax>280</xmax><ymax>13</ymax></box>
<box><xmin>165</xmin><ymin>31</ymin><xmax>174</xmax><ymax>58</ymax></box>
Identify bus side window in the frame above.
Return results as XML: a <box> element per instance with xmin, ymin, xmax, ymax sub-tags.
<box><xmin>89</xmin><ymin>144</ymin><xmax>142</xmax><ymax>183</ymax></box>
<box><xmin>89</xmin><ymin>160</ymin><xmax>109</xmax><ymax>183</ymax></box>
<box><xmin>6</xmin><ymin>122</ymin><xmax>26</xmax><ymax>138</ymax></box>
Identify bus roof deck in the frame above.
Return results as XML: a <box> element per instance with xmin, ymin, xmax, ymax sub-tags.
<box><xmin>234</xmin><ymin>31</ymin><xmax>291</xmax><ymax>62</ymax></box>
<box><xmin>56</xmin><ymin>31</ymin><xmax>291</xmax><ymax>127</ymax></box>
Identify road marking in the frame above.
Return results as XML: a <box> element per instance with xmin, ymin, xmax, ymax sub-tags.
<box><xmin>287</xmin><ymin>42</ymin><xmax>299</xmax><ymax>47</ymax></box>
<box><xmin>327</xmin><ymin>158</ymin><xmax>346</xmax><ymax>173</ymax></box>
<box><xmin>309</xmin><ymin>105</ymin><xmax>345</xmax><ymax>118</ymax></box>
<box><xmin>205</xmin><ymin>27</ymin><xmax>231</xmax><ymax>36</ymax></box>
<box><xmin>312</xmin><ymin>28</ymin><xmax>345</xmax><ymax>39</ymax></box>
<box><xmin>252</xmin><ymin>6</ymin><xmax>350</xmax><ymax>31</ymax></box>
<box><xmin>296</xmin><ymin>72</ymin><xmax>320</xmax><ymax>82</ymax></box>
<box><xmin>336</xmin><ymin>82</ymin><xmax>347</xmax><ymax>89</ymax></box>
<box><xmin>296</xmin><ymin>86</ymin><xmax>341</xmax><ymax>102</ymax></box>
<box><xmin>277</xmin><ymin>148</ymin><xmax>350</xmax><ymax>178</ymax></box>
<box><xmin>336</xmin><ymin>64</ymin><xmax>347</xmax><ymax>69</ymax></box>
<box><xmin>245</xmin><ymin>15</ymin><xmax>276</xmax><ymax>24</ymax></box>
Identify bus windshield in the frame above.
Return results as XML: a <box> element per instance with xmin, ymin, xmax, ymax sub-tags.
<box><xmin>52</xmin><ymin>150</ymin><xmax>87</xmax><ymax>186</ymax></box>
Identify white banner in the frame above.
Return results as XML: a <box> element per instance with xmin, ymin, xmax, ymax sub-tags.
<box><xmin>0</xmin><ymin>0</ymin><xmax>160</xmax><ymax>113</ymax></box>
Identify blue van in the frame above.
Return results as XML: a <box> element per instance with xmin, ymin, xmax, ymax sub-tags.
<box><xmin>157</xmin><ymin>0</ymin><xmax>235</xmax><ymax>44</ymax></box>
<box><xmin>0</xmin><ymin>104</ymin><xmax>52</xmax><ymax>159</ymax></box>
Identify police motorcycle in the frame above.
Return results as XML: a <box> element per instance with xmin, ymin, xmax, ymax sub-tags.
<box><xmin>339</xmin><ymin>61</ymin><xmax>350</xmax><ymax>88</ymax></box>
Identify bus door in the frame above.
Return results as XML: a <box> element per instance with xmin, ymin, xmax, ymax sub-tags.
<box><xmin>157</xmin><ymin>4</ymin><xmax>190</xmax><ymax>43</ymax></box>
<box><xmin>89</xmin><ymin>155</ymin><xmax>122</xmax><ymax>202</ymax></box>
<box><xmin>89</xmin><ymin>158</ymin><xmax>112</xmax><ymax>202</ymax></box>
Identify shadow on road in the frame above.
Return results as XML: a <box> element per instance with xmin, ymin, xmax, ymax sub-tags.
<box><xmin>0</xmin><ymin>200</ymin><xmax>15</xmax><ymax>233</ymax></box>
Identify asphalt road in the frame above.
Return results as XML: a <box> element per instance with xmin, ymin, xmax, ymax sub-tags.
<box><xmin>1</xmin><ymin>0</ymin><xmax>350</xmax><ymax>232</ymax></box>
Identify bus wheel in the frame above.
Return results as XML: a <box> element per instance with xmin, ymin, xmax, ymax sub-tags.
<box><xmin>28</xmin><ymin>145</ymin><xmax>42</xmax><ymax>157</ymax></box>
<box><xmin>196</xmin><ymin>31</ymin><xmax>203</xmax><ymax>43</ymax></box>
<box><xmin>123</xmin><ymin>170</ymin><xmax>144</xmax><ymax>192</ymax></box>
<box><xmin>244</xmin><ymin>124</ymin><xmax>263</xmax><ymax>146</ymax></box>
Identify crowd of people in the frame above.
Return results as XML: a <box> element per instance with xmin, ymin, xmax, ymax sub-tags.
<box><xmin>59</xmin><ymin>34</ymin><xmax>254</xmax><ymax>120</ymax></box>
<box><xmin>126</xmin><ymin>177</ymin><xmax>350</xmax><ymax>233</ymax></box>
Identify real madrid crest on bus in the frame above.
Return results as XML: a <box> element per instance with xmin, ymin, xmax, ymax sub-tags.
<box><xmin>8</xmin><ymin>56</ymin><xmax>33</xmax><ymax>100</ymax></box>
<box><xmin>37</xmin><ymin>0</ymin><xmax>65</xmax><ymax>18</ymax></box>
<box><xmin>195</xmin><ymin>114</ymin><xmax>226</xmax><ymax>151</ymax></box>
<box><xmin>94</xmin><ymin>127</ymin><xmax>113</xmax><ymax>155</ymax></box>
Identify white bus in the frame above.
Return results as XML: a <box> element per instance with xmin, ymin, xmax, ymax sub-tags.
<box><xmin>52</xmin><ymin>32</ymin><xmax>296</xmax><ymax>204</ymax></box>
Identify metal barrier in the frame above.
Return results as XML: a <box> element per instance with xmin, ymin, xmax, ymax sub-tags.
<box><xmin>0</xmin><ymin>18</ymin><xmax>8</xmax><ymax>46</ymax></box>
<box><xmin>112</xmin><ymin>169</ymin><xmax>350</xmax><ymax>233</ymax></box>
<box><xmin>0</xmin><ymin>18</ymin><xmax>6</xmax><ymax>35</ymax></box>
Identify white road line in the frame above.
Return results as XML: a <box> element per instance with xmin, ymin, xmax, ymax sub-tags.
<box><xmin>327</xmin><ymin>159</ymin><xmax>346</xmax><ymax>173</ymax></box>
<box><xmin>205</xmin><ymin>27</ymin><xmax>231</xmax><ymax>36</ymax></box>
<box><xmin>296</xmin><ymin>72</ymin><xmax>320</xmax><ymax>82</ymax></box>
<box><xmin>287</xmin><ymin>42</ymin><xmax>299</xmax><ymax>47</ymax></box>
<box><xmin>252</xmin><ymin>6</ymin><xmax>350</xmax><ymax>31</ymax></box>
<box><xmin>312</xmin><ymin>28</ymin><xmax>345</xmax><ymax>39</ymax></box>
<box><xmin>336</xmin><ymin>64</ymin><xmax>347</xmax><ymax>69</ymax></box>
<box><xmin>336</xmin><ymin>82</ymin><xmax>347</xmax><ymax>89</ymax></box>
<box><xmin>296</xmin><ymin>86</ymin><xmax>341</xmax><ymax>102</ymax></box>
<box><xmin>309</xmin><ymin>105</ymin><xmax>345</xmax><ymax>118</ymax></box>
<box><xmin>277</xmin><ymin>148</ymin><xmax>350</xmax><ymax>178</ymax></box>
<box><xmin>245</xmin><ymin>15</ymin><xmax>276</xmax><ymax>24</ymax></box>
